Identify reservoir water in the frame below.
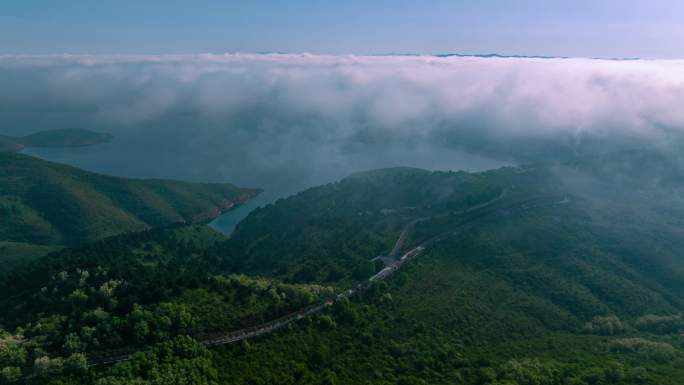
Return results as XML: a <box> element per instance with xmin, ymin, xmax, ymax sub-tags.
<box><xmin>208</xmin><ymin>190</ymin><xmax>283</xmax><ymax>235</ymax></box>
<box><xmin>22</xmin><ymin>142</ymin><xmax>511</xmax><ymax>236</ymax></box>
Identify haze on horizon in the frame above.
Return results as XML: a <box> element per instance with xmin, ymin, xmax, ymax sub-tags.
<box><xmin>3</xmin><ymin>1</ymin><xmax>684</xmax><ymax>195</ymax></box>
<box><xmin>2</xmin><ymin>53</ymin><xmax>684</xmax><ymax>192</ymax></box>
<box><xmin>2</xmin><ymin>0</ymin><xmax>684</xmax><ymax>59</ymax></box>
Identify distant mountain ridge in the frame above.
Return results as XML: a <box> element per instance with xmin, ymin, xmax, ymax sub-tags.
<box><xmin>375</xmin><ymin>52</ymin><xmax>642</xmax><ymax>60</ymax></box>
<box><xmin>0</xmin><ymin>128</ymin><xmax>113</xmax><ymax>152</ymax></box>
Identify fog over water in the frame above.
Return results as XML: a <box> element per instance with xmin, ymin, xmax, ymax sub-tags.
<box><xmin>6</xmin><ymin>54</ymin><xmax>684</xmax><ymax>230</ymax></box>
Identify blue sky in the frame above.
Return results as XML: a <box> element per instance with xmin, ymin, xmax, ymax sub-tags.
<box><xmin>2</xmin><ymin>1</ymin><xmax>684</xmax><ymax>57</ymax></box>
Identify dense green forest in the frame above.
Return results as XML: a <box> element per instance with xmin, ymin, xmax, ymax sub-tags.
<box><xmin>3</xmin><ymin>149</ymin><xmax>684</xmax><ymax>384</ymax></box>
<box><xmin>0</xmin><ymin>225</ymin><xmax>334</xmax><ymax>383</ymax></box>
<box><xmin>214</xmin><ymin>167</ymin><xmax>505</xmax><ymax>284</ymax></box>
<box><xmin>0</xmin><ymin>152</ymin><xmax>259</xmax><ymax>272</ymax></box>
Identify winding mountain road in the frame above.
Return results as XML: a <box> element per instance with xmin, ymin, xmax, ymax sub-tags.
<box><xmin>88</xmin><ymin>188</ymin><xmax>570</xmax><ymax>367</ymax></box>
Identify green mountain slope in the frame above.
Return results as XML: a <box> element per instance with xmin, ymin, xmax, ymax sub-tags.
<box><xmin>214</xmin><ymin>149</ymin><xmax>684</xmax><ymax>300</ymax></box>
<box><xmin>0</xmin><ymin>225</ymin><xmax>336</xmax><ymax>384</ymax></box>
<box><xmin>215</xmin><ymin>166</ymin><xmax>503</xmax><ymax>283</ymax></box>
<box><xmin>202</xmin><ymin>149</ymin><xmax>684</xmax><ymax>383</ymax></box>
<box><xmin>0</xmin><ymin>152</ymin><xmax>259</xmax><ymax>270</ymax></box>
<box><xmin>3</xmin><ymin>149</ymin><xmax>684</xmax><ymax>384</ymax></box>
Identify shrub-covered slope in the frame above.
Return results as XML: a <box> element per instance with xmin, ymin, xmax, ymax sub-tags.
<box><xmin>214</xmin><ymin>167</ymin><xmax>505</xmax><ymax>284</ymax></box>
<box><xmin>0</xmin><ymin>225</ymin><xmax>334</xmax><ymax>384</ymax></box>
<box><xmin>0</xmin><ymin>152</ymin><xmax>258</xmax><ymax>269</ymax></box>
<box><xmin>4</xmin><ymin>149</ymin><xmax>684</xmax><ymax>384</ymax></box>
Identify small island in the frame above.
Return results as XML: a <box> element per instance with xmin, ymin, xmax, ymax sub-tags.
<box><xmin>0</xmin><ymin>128</ymin><xmax>113</xmax><ymax>152</ymax></box>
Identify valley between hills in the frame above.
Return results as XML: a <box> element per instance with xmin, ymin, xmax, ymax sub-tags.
<box><xmin>3</xmin><ymin>148</ymin><xmax>684</xmax><ymax>384</ymax></box>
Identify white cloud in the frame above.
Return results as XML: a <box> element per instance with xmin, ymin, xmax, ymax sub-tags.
<box><xmin>4</xmin><ymin>54</ymin><xmax>684</xmax><ymax>134</ymax></box>
<box><xmin>2</xmin><ymin>54</ymin><xmax>684</xmax><ymax>188</ymax></box>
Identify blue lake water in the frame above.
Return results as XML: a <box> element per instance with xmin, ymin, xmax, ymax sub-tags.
<box><xmin>22</xmin><ymin>143</ymin><xmax>511</xmax><ymax>237</ymax></box>
<box><xmin>208</xmin><ymin>190</ymin><xmax>284</xmax><ymax>235</ymax></box>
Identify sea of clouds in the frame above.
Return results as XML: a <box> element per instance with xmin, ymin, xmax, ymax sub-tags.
<box><xmin>2</xmin><ymin>54</ymin><xmax>684</xmax><ymax>190</ymax></box>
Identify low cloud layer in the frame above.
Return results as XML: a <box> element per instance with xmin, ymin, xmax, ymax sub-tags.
<box><xmin>2</xmin><ymin>54</ymin><xmax>684</xmax><ymax>191</ymax></box>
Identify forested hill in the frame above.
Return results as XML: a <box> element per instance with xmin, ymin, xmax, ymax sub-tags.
<box><xmin>0</xmin><ymin>152</ymin><xmax>259</xmax><ymax>269</ymax></box>
<box><xmin>212</xmin><ymin>148</ymin><xmax>684</xmax><ymax>300</ymax></box>
<box><xmin>3</xmin><ymin>149</ymin><xmax>684</xmax><ymax>384</ymax></box>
